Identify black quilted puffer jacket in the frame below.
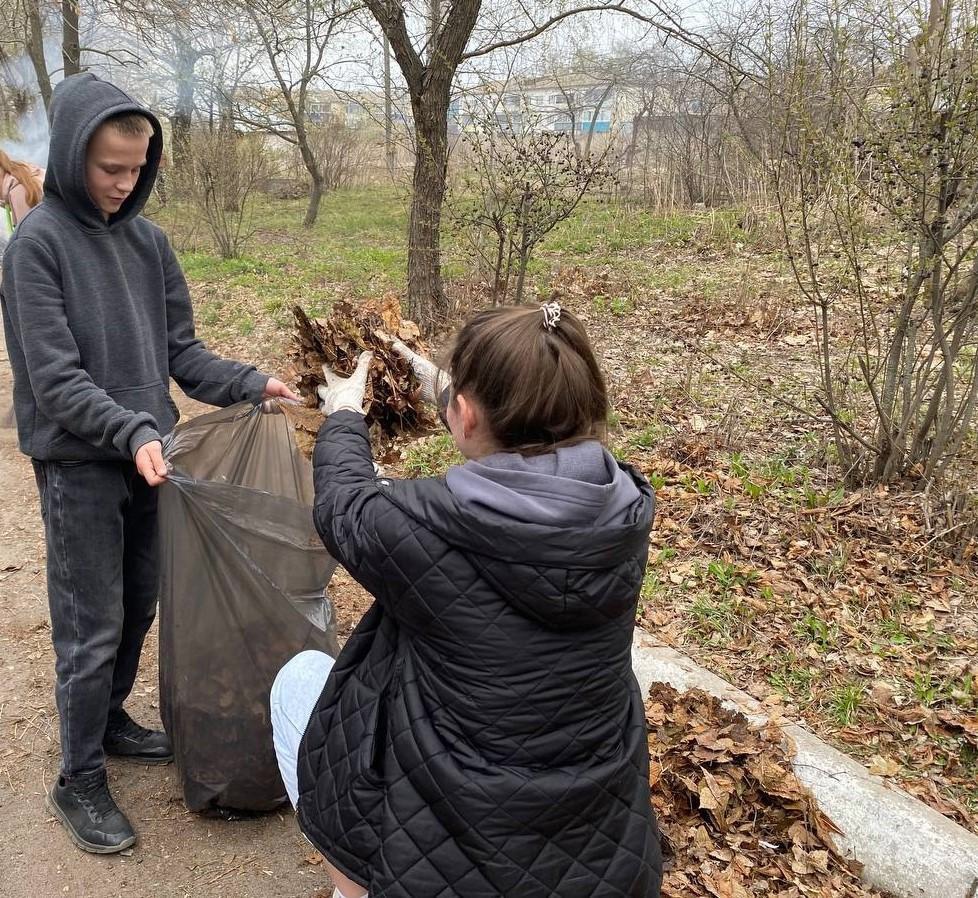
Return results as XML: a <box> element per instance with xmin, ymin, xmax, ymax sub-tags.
<box><xmin>297</xmin><ymin>411</ymin><xmax>663</xmax><ymax>897</ymax></box>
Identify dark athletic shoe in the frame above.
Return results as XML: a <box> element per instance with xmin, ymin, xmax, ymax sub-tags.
<box><xmin>46</xmin><ymin>769</ymin><xmax>137</xmax><ymax>854</ymax></box>
<box><xmin>103</xmin><ymin>710</ymin><xmax>174</xmax><ymax>765</ymax></box>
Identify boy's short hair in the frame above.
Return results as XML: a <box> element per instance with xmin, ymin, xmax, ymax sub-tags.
<box><xmin>103</xmin><ymin>112</ymin><xmax>154</xmax><ymax>138</ymax></box>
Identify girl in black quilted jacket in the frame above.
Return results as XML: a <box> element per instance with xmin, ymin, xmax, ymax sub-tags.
<box><xmin>271</xmin><ymin>303</ymin><xmax>663</xmax><ymax>898</ymax></box>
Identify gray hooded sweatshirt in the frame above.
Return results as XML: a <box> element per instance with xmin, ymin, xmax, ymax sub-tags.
<box><xmin>446</xmin><ymin>440</ymin><xmax>642</xmax><ymax>528</ymax></box>
<box><xmin>0</xmin><ymin>73</ymin><xmax>268</xmax><ymax>462</ymax></box>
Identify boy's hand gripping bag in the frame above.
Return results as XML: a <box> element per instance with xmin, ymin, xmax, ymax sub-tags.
<box><xmin>159</xmin><ymin>401</ymin><xmax>339</xmax><ymax>813</ymax></box>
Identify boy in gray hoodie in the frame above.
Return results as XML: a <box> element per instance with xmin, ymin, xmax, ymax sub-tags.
<box><xmin>0</xmin><ymin>73</ymin><xmax>297</xmax><ymax>854</ymax></box>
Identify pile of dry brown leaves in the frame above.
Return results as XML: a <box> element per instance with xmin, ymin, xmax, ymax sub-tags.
<box><xmin>648</xmin><ymin>683</ymin><xmax>883</xmax><ymax>898</ymax></box>
<box><xmin>285</xmin><ymin>295</ymin><xmax>435</xmax><ymax>456</ymax></box>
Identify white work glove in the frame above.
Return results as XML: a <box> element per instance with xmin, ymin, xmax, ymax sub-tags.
<box><xmin>391</xmin><ymin>340</ymin><xmax>449</xmax><ymax>406</ymax></box>
<box><xmin>317</xmin><ymin>351</ymin><xmax>373</xmax><ymax>416</ymax></box>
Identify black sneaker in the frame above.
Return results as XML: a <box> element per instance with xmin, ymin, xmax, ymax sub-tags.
<box><xmin>103</xmin><ymin>710</ymin><xmax>173</xmax><ymax>765</ymax></box>
<box><xmin>46</xmin><ymin>769</ymin><xmax>137</xmax><ymax>854</ymax></box>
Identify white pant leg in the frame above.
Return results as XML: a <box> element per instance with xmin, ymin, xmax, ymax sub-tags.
<box><xmin>270</xmin><ymin>649</ymin><xmax>335</xmax><ymax>808</ymax></box>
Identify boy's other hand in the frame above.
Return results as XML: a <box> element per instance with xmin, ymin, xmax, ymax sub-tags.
<box><xmin>263</xmin><ymin>377</ymin><xmax>300</xmax><ymax>403</ymax></box>
<box><xmin>135</xmin><ymin>440</ymin><xmax>169</xmax><ymax>487</ymax></box>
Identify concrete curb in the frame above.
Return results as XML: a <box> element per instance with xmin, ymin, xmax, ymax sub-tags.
<box><xmin>631</xmin><ymin>631</ymin><xmax>978</xmax><ymax>898</ymax></box>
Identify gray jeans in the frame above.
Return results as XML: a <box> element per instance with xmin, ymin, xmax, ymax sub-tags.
<box><xmin>33</xmin><ymin>459</ymin><xmax>160</xmax><ymax>777</ymax></box>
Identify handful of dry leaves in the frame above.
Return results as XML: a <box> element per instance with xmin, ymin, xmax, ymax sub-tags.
<box><xmin>284</xmin><ymin>295</ymin><xmax>437</xmax><ymax>456</ymax></box>
<box><xmin>647</xmin><ymin>684</ymin><xmax>883</xmax><ymax>898</ymax></box>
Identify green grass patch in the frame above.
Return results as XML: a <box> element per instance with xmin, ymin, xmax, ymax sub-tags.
<box><xmin>681</xmin><ymin>473</ymin><xmax>714</xmax><ymax>495</ymax></box>
<box><xmin>793</xmin><ymin>611</ymin><xmax>838</xmax><ymax>652</ymax></box>
<box><xmin>638</xmin><ymin>569</ymin><xmax>663</xmax><ymax>612</ymax></box>
<box><xmin>876</xmin><ymin>616</ymin><xmax>914</xmax><ymax>646</ymax></box>
<box><xmin>703</xmin><ymin>559</ymin><xmax>759</xmax><ymax>595</ymax></box>
<box><xmin>156</xmin><ymin>187</ymin><xmax>410</xmax><ymax>304</ymax></box>
<box><xmin>402</xmin><ymin>434</ymin><xmax>464</xmax><ymax>478</ymax></box>
<box><xmin>536</xmin><ymin>201</ymin><xmax>701</xmax><ymax>258</ymax></box>
<box><xmin>687</xmin><ymin>593</ymin><xmax>753</xmax><ymax>643</ymax></box>
<box><xmin>157</xmin><ymin>187</ymin><xmax>755</xmax><ymax>316</ymax></box>
<box><xmin>825</xmin><ymin>683</ymin><xmax>866</xmax><ymax>727</ymax></box>
<box><xmin>628</xmin><ymin>424</ymin><xmax>664</xmax><ymax>451</ymax></box>
<box><xmin>768</xmin><ymin>652</ymin><xmax>818</xmax><ymax>699</ymax></box>
<box><xmin>179</xmin><ymin>253</ymin><xmax>271</xmax><ymax>282</ymax></box>
<box><xmin>648</xmin><ymin>472</ymin><xmax>666</xmax><ymax>490</ymax></box>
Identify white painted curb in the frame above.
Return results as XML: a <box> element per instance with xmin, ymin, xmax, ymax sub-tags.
<box><xmin>631</xmin><ymin>631</ymin><xmax>978</xmax><ymax>898</ymax></box>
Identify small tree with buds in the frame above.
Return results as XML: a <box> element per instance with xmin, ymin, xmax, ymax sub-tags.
<box><xmin>452</xmin><ymin>114</ymin><xmax>617</xmax><ymax>304</ymax></box>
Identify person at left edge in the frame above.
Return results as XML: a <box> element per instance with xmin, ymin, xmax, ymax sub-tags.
<box><xmin>0</xmin><ymin>72</ymin><xmax>298</xmax><ymax>855</ymax></box>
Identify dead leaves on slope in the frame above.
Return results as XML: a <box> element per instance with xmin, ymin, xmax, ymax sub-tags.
<box><xmin>648</xmin><ymin>684</ymin><xmax>883</xmax><ymax>898</ymax></box>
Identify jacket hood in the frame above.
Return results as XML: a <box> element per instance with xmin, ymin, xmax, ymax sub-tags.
<box><xmin>384</xmin><ymin>449</ymin><xmax>655</xmax><ymax>630</ymax></box>
<box><xmin>44</xmin><ymin>73</ymin><xmax>162</xmax><ymax>230</ymax></box>
<box><xmin>446</xmin><ymin>441</ymin><xmax>642</xmax><ymax>528</ymax></box>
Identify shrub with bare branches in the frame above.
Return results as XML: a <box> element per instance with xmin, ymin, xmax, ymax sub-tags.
<box><xmin>771</xmin><ymin>0</ymin><xmax>978</xmax><ymax>486</ymax></box>
<box><xmin>292</xmin><ymin>123</ymin><xmax>370</xmax><ymax>192</ymax></box>
<box><xmin>186</xmin><ymin>129</ymin><xmax>271</xmax><ymax>259</ymax></box>
<box><xmin>451</xmin><ymin>116</ymin><xmax>617</xmax><ymax>304</ymax></box>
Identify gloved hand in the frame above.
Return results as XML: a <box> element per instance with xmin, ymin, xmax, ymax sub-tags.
<box><xmin>391</xmin><ymin>340</ymin><xmax>449</xmax><ymax>406</ymax></box>
<box><xmin>317</xmin><ymin>351</ymin><xmax>373</xmax><ymax>416</ymax></box>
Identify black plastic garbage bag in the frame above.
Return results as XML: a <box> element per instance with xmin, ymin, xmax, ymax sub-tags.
<box><xmin>159</xmin><ymin>401</ymin><xmax>338</xmax><ymax>813</ymax></box>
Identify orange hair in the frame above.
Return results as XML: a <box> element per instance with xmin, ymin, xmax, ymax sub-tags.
<box><xmin>0</xmin><ymin>149</ymin><xmax>43</xmax><ymax>209</ymax></box>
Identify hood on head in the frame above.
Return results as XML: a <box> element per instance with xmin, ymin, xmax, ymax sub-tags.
<box><xmin>44</xmin><ymin>73</ymin><xmax>162</xmax><ymax>230</ymax></box>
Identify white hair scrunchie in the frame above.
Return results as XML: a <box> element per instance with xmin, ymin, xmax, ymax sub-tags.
<box><xmin>541</xmin><ymin>301</ymin><xmax>562</xmax><ymax>331</ymax></box>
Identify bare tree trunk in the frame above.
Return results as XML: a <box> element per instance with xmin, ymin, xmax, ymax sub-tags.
<box><xmin>25</xmin><ymin>1</ymin><xmax>52</xmax><ymax>110</ymax></box>
<box><xmin>218</xmin><ymin>87</ymin><xmax>235</xmax><ymax>135</ymax></box>
<box><xmin>300</xmin><ymin>130</ymin><xmax>325</xmax><ymax>227</ymax></box>
<box><xmin>366</xmin><ymin>0</ymin><xmax>480</xmax><ymax>329</ymax></box>
<box><xmin>407</xmin><ymin>89</ymin><xmax>448</xmax><ymax>324</ymax></box>
<box><xmin>305</xmin><ymin>173</ymin><xmax>324</xmax><ymax>227</ymax></box>
<box><xmin>555</xmin><ymin>81</ymin><xmax>581</xmax><ymax>158</ymax></box>
<box><xmin>409</xmin><ymin>0</ymin><xmax>443</xmax><ymax>317</ymax></box>
<box><xmin>429</xmin><ymin>0</ymin><xmax>440</xmax><ymax>58</ymax></box>
<box><xmin>384</xmin><ymin>35</ymin><xmax>394</xmax><ymax>174</ymax></box>
<box><xmin>583</xmin><ymin>83</ymin><xmax>615</xmax><ymax>157</ymax></box>
<box><xmin>171</xmin><ymin>46</ymin><xmax>199</xmax><ymax>176</ymax></box>
<box><xmin>62</xmin><ymin>0</ymin><xmax>81</xmax><ymax>77</ymax></box>
<box><xmin>241</xmin><ymin>0</ymin><xmax>345</xmax><ymax>228</ymax></box>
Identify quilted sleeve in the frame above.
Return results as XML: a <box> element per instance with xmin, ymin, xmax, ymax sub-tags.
<box><xmin>311</xmin><ymin>410</ymin><xmax>401</xmax><ymax>603</ymax></box>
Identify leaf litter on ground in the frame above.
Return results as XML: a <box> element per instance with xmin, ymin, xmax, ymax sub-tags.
<box><xmin>648</xmin><ymin>683</ymin><xmax>887</xmax><ymax>898</ymax></box>
<box><xmin>547</xmin><ymin>261</ymin><xmax>977</xmax><ymax>833</ymax></box>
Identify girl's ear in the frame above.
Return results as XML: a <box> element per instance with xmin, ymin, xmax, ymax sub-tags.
<box><xmin>454</xmin><ymin>392</ymin><xmax>479</xmax><ymax>440</ymax></box>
